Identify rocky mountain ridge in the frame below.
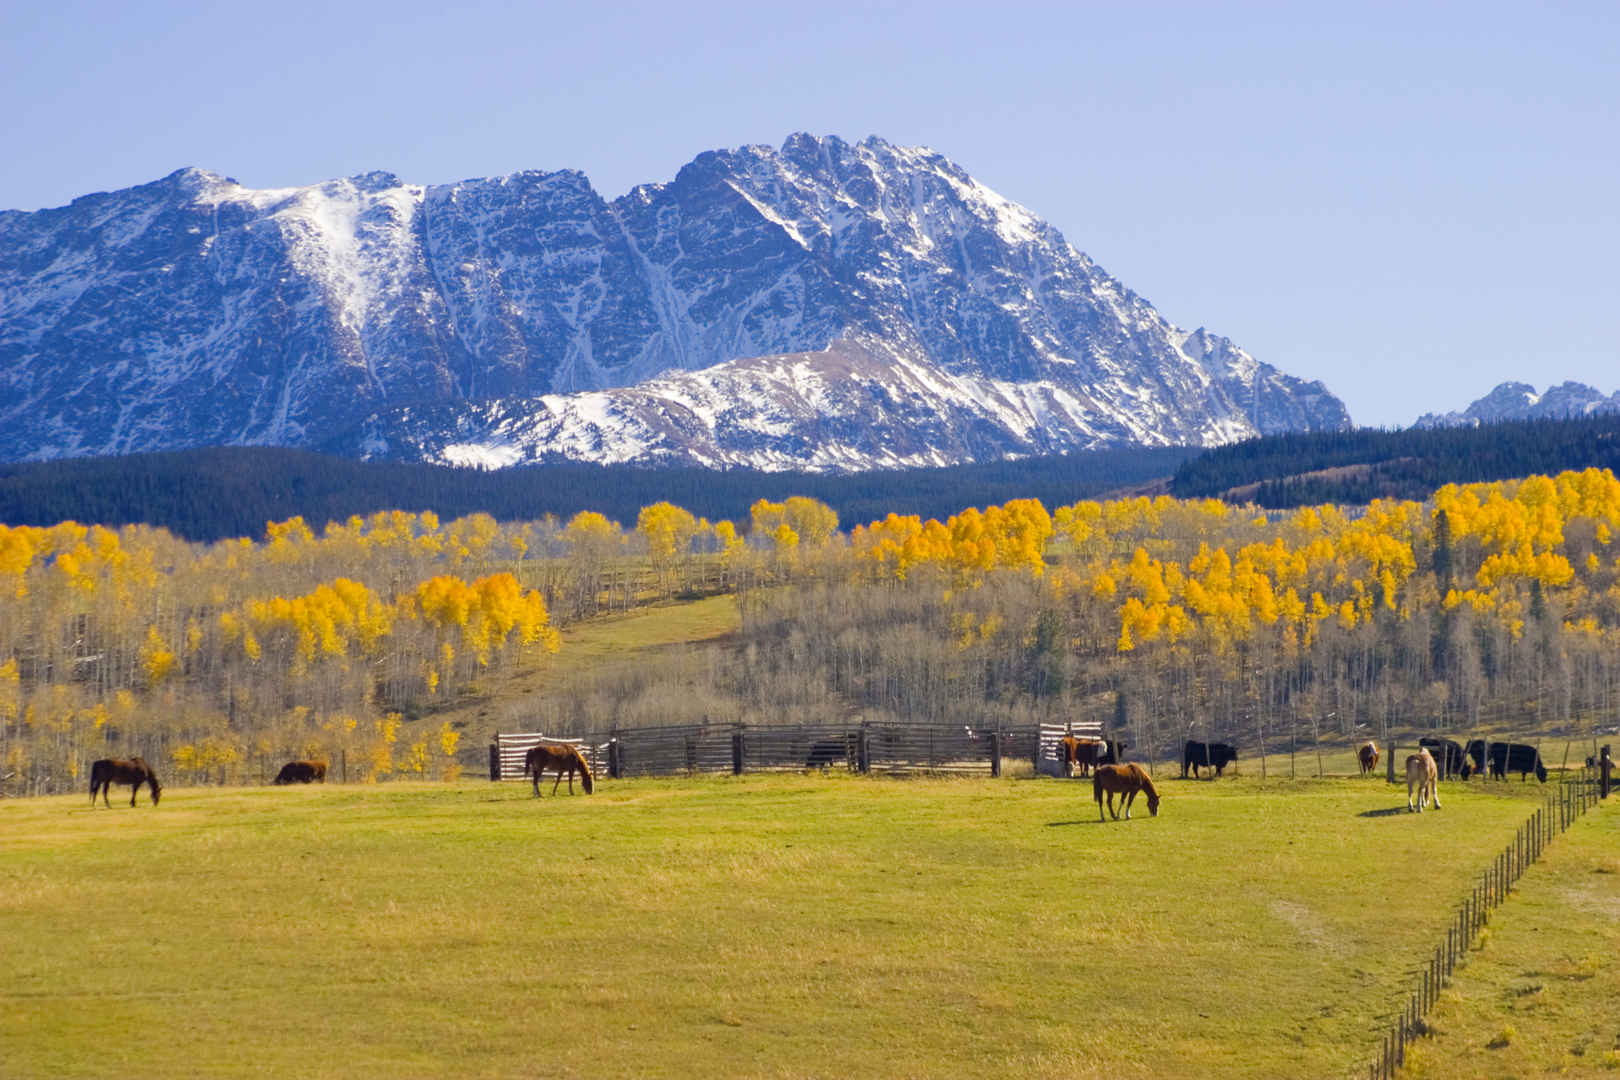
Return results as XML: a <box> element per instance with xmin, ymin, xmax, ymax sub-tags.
<box><xmin>2</xmin><ymin>134</ymin><xmax>1351</xmax><ymax>469</ymax></box>
<box><xmin>1413</xmin><ymin>381</ymin><xmax>1620</xmax><ymax>429</ymax></box>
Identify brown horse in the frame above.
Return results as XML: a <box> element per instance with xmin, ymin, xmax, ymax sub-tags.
<box><xmin>274</xmin><ymin>760</ymin><xmax>327</xmax><ymax>784</ymax></box>
<box><xmin>525</xmin><ymin>742</ymin><xmax>595</xmax><ymax>797</ymax></box>
<box><xmin>1060</xmin><ymin>735</ymin><xmax>1107</xmax><ymax>778</ymax></box>
<box><xmin>1357</xmin><ymin>741</ymin><xmax>1380</xmax><ymax>777</ymax></box>
<box><xmin>89</xmin><ymin>757</ymin><xmax>162</xmax><ymax>807</ymax></box>
<box><xmin>1093</xmin><ymin>763</ymin><xmax>1160</xmax><ymax>821</ymax></box>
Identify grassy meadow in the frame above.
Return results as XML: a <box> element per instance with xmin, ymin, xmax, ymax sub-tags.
<box><xmin>2</xmin><ymin>771</ymin><xmax>1599</xmax><ymax>1079</ymax></box>
<box><xmin>1399</xmin><ymin>805</ymin><xmax>1620</xmax><ymax>1079</ymax></box>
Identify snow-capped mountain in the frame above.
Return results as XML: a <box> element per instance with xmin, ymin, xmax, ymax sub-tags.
<box><xmin>1</xmin><ymin>134</ymin><xmax>1350</xmax><ymax>470</ymax></box>
<box><xmin>1413</xmin><ymin>381</ymin><xmax>1620</xmax><ymax>429</ymax></box>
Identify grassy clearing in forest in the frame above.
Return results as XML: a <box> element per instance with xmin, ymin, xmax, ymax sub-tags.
<box><xmin>0</xmin><ymin>772</ymin><xmax>1587</xmax><ymax>1079</ymax></box>
<box><xmin>414</xmin><ymin>594</ymin><xmax>741</xmax><ymax>743</ymax></box>
<box><xmin>1396</xmin><ymin>802</ymin><xmax>1620</xmax><ymax>1079</ymax></box>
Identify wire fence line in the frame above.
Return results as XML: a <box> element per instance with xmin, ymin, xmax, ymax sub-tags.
<box><xmin>1366</xmin><ymin>755</ymin><xmax>1613</xmax><ymax>1080</ymax></box>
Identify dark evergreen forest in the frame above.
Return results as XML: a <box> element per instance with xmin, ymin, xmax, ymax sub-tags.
<box><xmin>1170</xmin><ymin>414</ymin><xmax>1620</xmax><ymax>506</ymax></box>
<box><xmin>0</xmin><ymin>444</ymin><xmax>1198</xmax><ymax>541</ymax></box>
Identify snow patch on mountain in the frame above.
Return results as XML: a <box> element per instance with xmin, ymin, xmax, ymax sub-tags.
<box><xmin>1</xmin><ymin>134</ymin><xmax>1352</xmax><ymax>469</ymax></box>
<box><xmin>1414</xmin><ymin>381</ymin><xmax>1620</xmax><ymax>428</ymax></box>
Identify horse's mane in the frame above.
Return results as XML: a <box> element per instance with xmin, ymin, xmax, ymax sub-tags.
<box><xmin>1134</xmin><ymin>765</ymin><xmax>1159</xmax><ymax>799</ymax></box>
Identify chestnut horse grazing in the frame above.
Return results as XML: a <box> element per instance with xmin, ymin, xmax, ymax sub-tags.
<box><xmin>274</xmin><ymin>760</ymin><xmax>327</xmax><ymax>784</ymax></box>
<box><xmin>1357</xmin><ymin>741</ymin><xmax>1380</xmax><ymax>777</ymax></box>
<box><xmin>89</xmin><ymin>757</ymin><xmax>162</xmax><ymax>807</ymax></box>
<box><xmin>1406</xmin><ymin>748</ymin><xmax>1441</xmax><ymax>813</ymax></box>
<box><xmin>525</xmin><ymin>743</ymin><xmax>595</xmax><ymax>797</ymax></box>
<box><xmin>1093</xmin><ymin>763</ymin><xmax>1160</xmax><ymax>821</ymax></box>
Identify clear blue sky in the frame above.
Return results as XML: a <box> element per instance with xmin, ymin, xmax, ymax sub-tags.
<box><xmin>4</xmin><ymin>0</ymin><xmax>1616</xmax><ymax>428</ymax></box>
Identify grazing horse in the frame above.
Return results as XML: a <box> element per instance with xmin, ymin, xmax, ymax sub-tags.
<box><xmin>274</xmin><ymin>760</ymin><xmax>327</xmax><ymax>784</ymax></box>
<box><xmin>1093</xmin><ymin>763</ymin><xmax>1161</xmax><ymax>821</ymax></box>
<box><xmin>89</xmin><ymin>757</ymin><xmax>162</xmax><ymax>807</ymax></box>
<box><xmin>1357</xmin><ymin>741</ymin><xmax>1380</xmax><ymax>777</ymax></box>
<box><xmin>525</xmin><ymin>742</ymin><xmax>595</xmax><ymax>797</ymax></box>
<box><xmin>1406</xmin><ymin>748</ymin><xmax>1440</xmax><ymax>813</ymax></box>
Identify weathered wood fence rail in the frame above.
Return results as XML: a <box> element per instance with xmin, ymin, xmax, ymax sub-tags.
<box><xmin>490</xmin><ymin>720</ymin><xmax>1115</xmax><ymax>782</ymax></box>
<box><xmin>1366</xmin><ymin>753</ymin><xmax>1613</xmax><ymax>1079</ymax></box>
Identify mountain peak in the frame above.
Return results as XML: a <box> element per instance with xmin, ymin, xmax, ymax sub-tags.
<box><xmin>1414</xmin><ymin>380</ymin><xmax>1620</xmax><ymax>429</ymax></box>
<box><xmin>0</xmin><ymin>136</ymin><xmax>1351</xmax><ymax>469</ymax></box>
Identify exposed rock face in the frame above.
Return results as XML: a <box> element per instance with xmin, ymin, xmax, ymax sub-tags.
<box><xmin>2</xmin><ymin>135</ymin><xmax>1351</xmax><ymax>469</ymax></box>
<box><xmin>1414</xmin><ymin>381</ymin><xmax>1620</xmax><ymax>429</ymax></box>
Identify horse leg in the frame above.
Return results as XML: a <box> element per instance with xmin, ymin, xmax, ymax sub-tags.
<box><xmin>1097</xmin><ymin>792</ymin><xmax>1105</xmax><ymax>822</ymax></box>
<box><xmin>1108</xmin><ymin>792</ymin><xmax>1119</xmax><ymax>820</ymax></box>
<box><xmin>531</xmin><ymin>768</ymin><xmax>541</xmax><ymax>797</ymax></box>
<box><xmin>552</xmin><ymin>767</ymin><xmax>564</xmax><ymax>795</ymax></box>
<box><xmin>1407</xmin><ymin>773</ymin><xmax>1415</xmax><ymax>812</ymax></box>
<box><xmin>566</xmin><ymin>766</ymin><xmax>575</xmax><ymax>795</ymax></box>
<box><xmin>1431</xmin><ymin>779</ymin><xmax>1441</xmax><ymax>810</ymax></box>
<box><xmin>1123</xmin><ymin>791</ymin><xmax>1134</xmax><ymax>820</ymax></box>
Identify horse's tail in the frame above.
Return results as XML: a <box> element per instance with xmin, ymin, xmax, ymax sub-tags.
<box><xmin>88</xmin><ymin>759</ymin><xmax>103</xmax><ymax>801</ymax></box>
<box><xmin>1092</xmin><ymin>769</ymin><xmax>1104</xmax><ymax>804</ymax></box>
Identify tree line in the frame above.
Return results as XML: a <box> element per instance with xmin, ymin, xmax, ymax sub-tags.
<box><xmin>0</xmin><ymin>444</ymin><xmax>1198</xmax><ymax>542</ymax></box>
<box><xmin>6</xmin><ymin>468</ymin><xmax>1619</xmax><ymax>797</ymax></box>
<box><xmin>1170</xmin><ymin>414</ymin><xmax>1620</xmax><ymax>505</ymax></box>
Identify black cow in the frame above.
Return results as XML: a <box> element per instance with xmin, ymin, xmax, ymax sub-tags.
<box><xmin>273</xmin><ymin>759</ymin><xmax>327</xmax><ymax>784</ymax></box>
<box><xmin>1182</xmin><ymin>740</ymin><xmax>1238</xmax><ymax>778</ymax></box>
<box><xmin>1462</xmin><ymin>740</ymin><xmax>1547</xmax><ymax>783</ymax></box>
<box><xmin>1418</xmin><ymin>737</ymin><xmax>1467</xmax><ymax>779</ymax></box>
<box><xmin>1101</xmin><ymin>739</ymin><xmax>1129</xmax><ymax>766</ymax></box>
<box><xmin>805</xmin><ymin>738</ymin><xmax>848</xmax><ymax>769</ymax></box>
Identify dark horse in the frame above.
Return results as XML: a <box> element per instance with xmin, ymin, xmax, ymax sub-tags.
<box><xmin>525</xmin><ymin>742</ymin><xmax>595</xmax><ymax>797</ymax></box>
<box><xmin>89</xmin><ymin>757</ymin><xmax>162</xmax><ymax>807</ymax></box>
<box><xmin>274</xmin><ymin>760</ymin><xmax>327</xmax><ymax>784</ymax></box>
<box><xmin>1094</xmin><ymin>763</ymin><xmax>1160</xmax><ymax>821</ymax></box>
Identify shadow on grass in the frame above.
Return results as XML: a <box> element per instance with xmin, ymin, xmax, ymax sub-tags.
<box><xmin>1046</xmin><ymin>818</ymin><xmax>1135</xmax><ymax>826</ymax></box>
<box><xmin>1357</xmin><ymin>806</ymin><xmax>1415</xmax><ymax>818</ymax></box>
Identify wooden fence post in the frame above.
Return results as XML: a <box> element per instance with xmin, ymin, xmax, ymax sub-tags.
<box><xmin>607</xmin><ymin>737</ymin><xmax>622</xmax><ymax>780</ymax></box>
<box><xmin>857</xmin><ymin>723</ymin><xmax>871</xmax><ymax>775</ymax></box>
<box><xmin>1387</xmin><ymin>740</ymin><xmax>1397</xmax><ymax>784</ymax></box>
<box><xmin>990</xmin><ymin>731</ymin><xmax>1002</xmax><ymax>778</ymax></box>
<box><xmin>488</xmin><ymin>742</ymin><xmax>500</xmax><ymax>782</ymax></box>
<box><xmin>731</xmin><ymin>727</ymin><xmax>745</xmax><ymax>776</ymax></box>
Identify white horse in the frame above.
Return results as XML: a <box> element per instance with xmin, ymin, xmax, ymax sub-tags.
<box><xmin>1406</xmin><ymin>748</ymin><xmax>1440</xmax><ymax>812</ymax></box>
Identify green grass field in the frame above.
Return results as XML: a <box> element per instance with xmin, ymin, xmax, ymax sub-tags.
<box><xmin>1398</xmin><ymin>805</ymin><xmax>1620</xmax><ymax>1079</ymax></box>
<box><xmin>0</xmin><ymin>773</ymin><xmax>1602</xmax><ymax>1079</ymax></box>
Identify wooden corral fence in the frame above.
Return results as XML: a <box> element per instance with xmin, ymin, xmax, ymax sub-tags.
<box><xmin>490</xmin><ymin>720</ymin><xmax>1120</xmax><ymax>781</ymax></box>
<box><xmin>489</xmin><ymin>732</ymin><xmax>602</xmax><ymax>783</ymax></box>
<box><xmin>1365</xmin><ymin>755</ymin><xmax>1612</xmax><ymax>1079</ymax></box>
